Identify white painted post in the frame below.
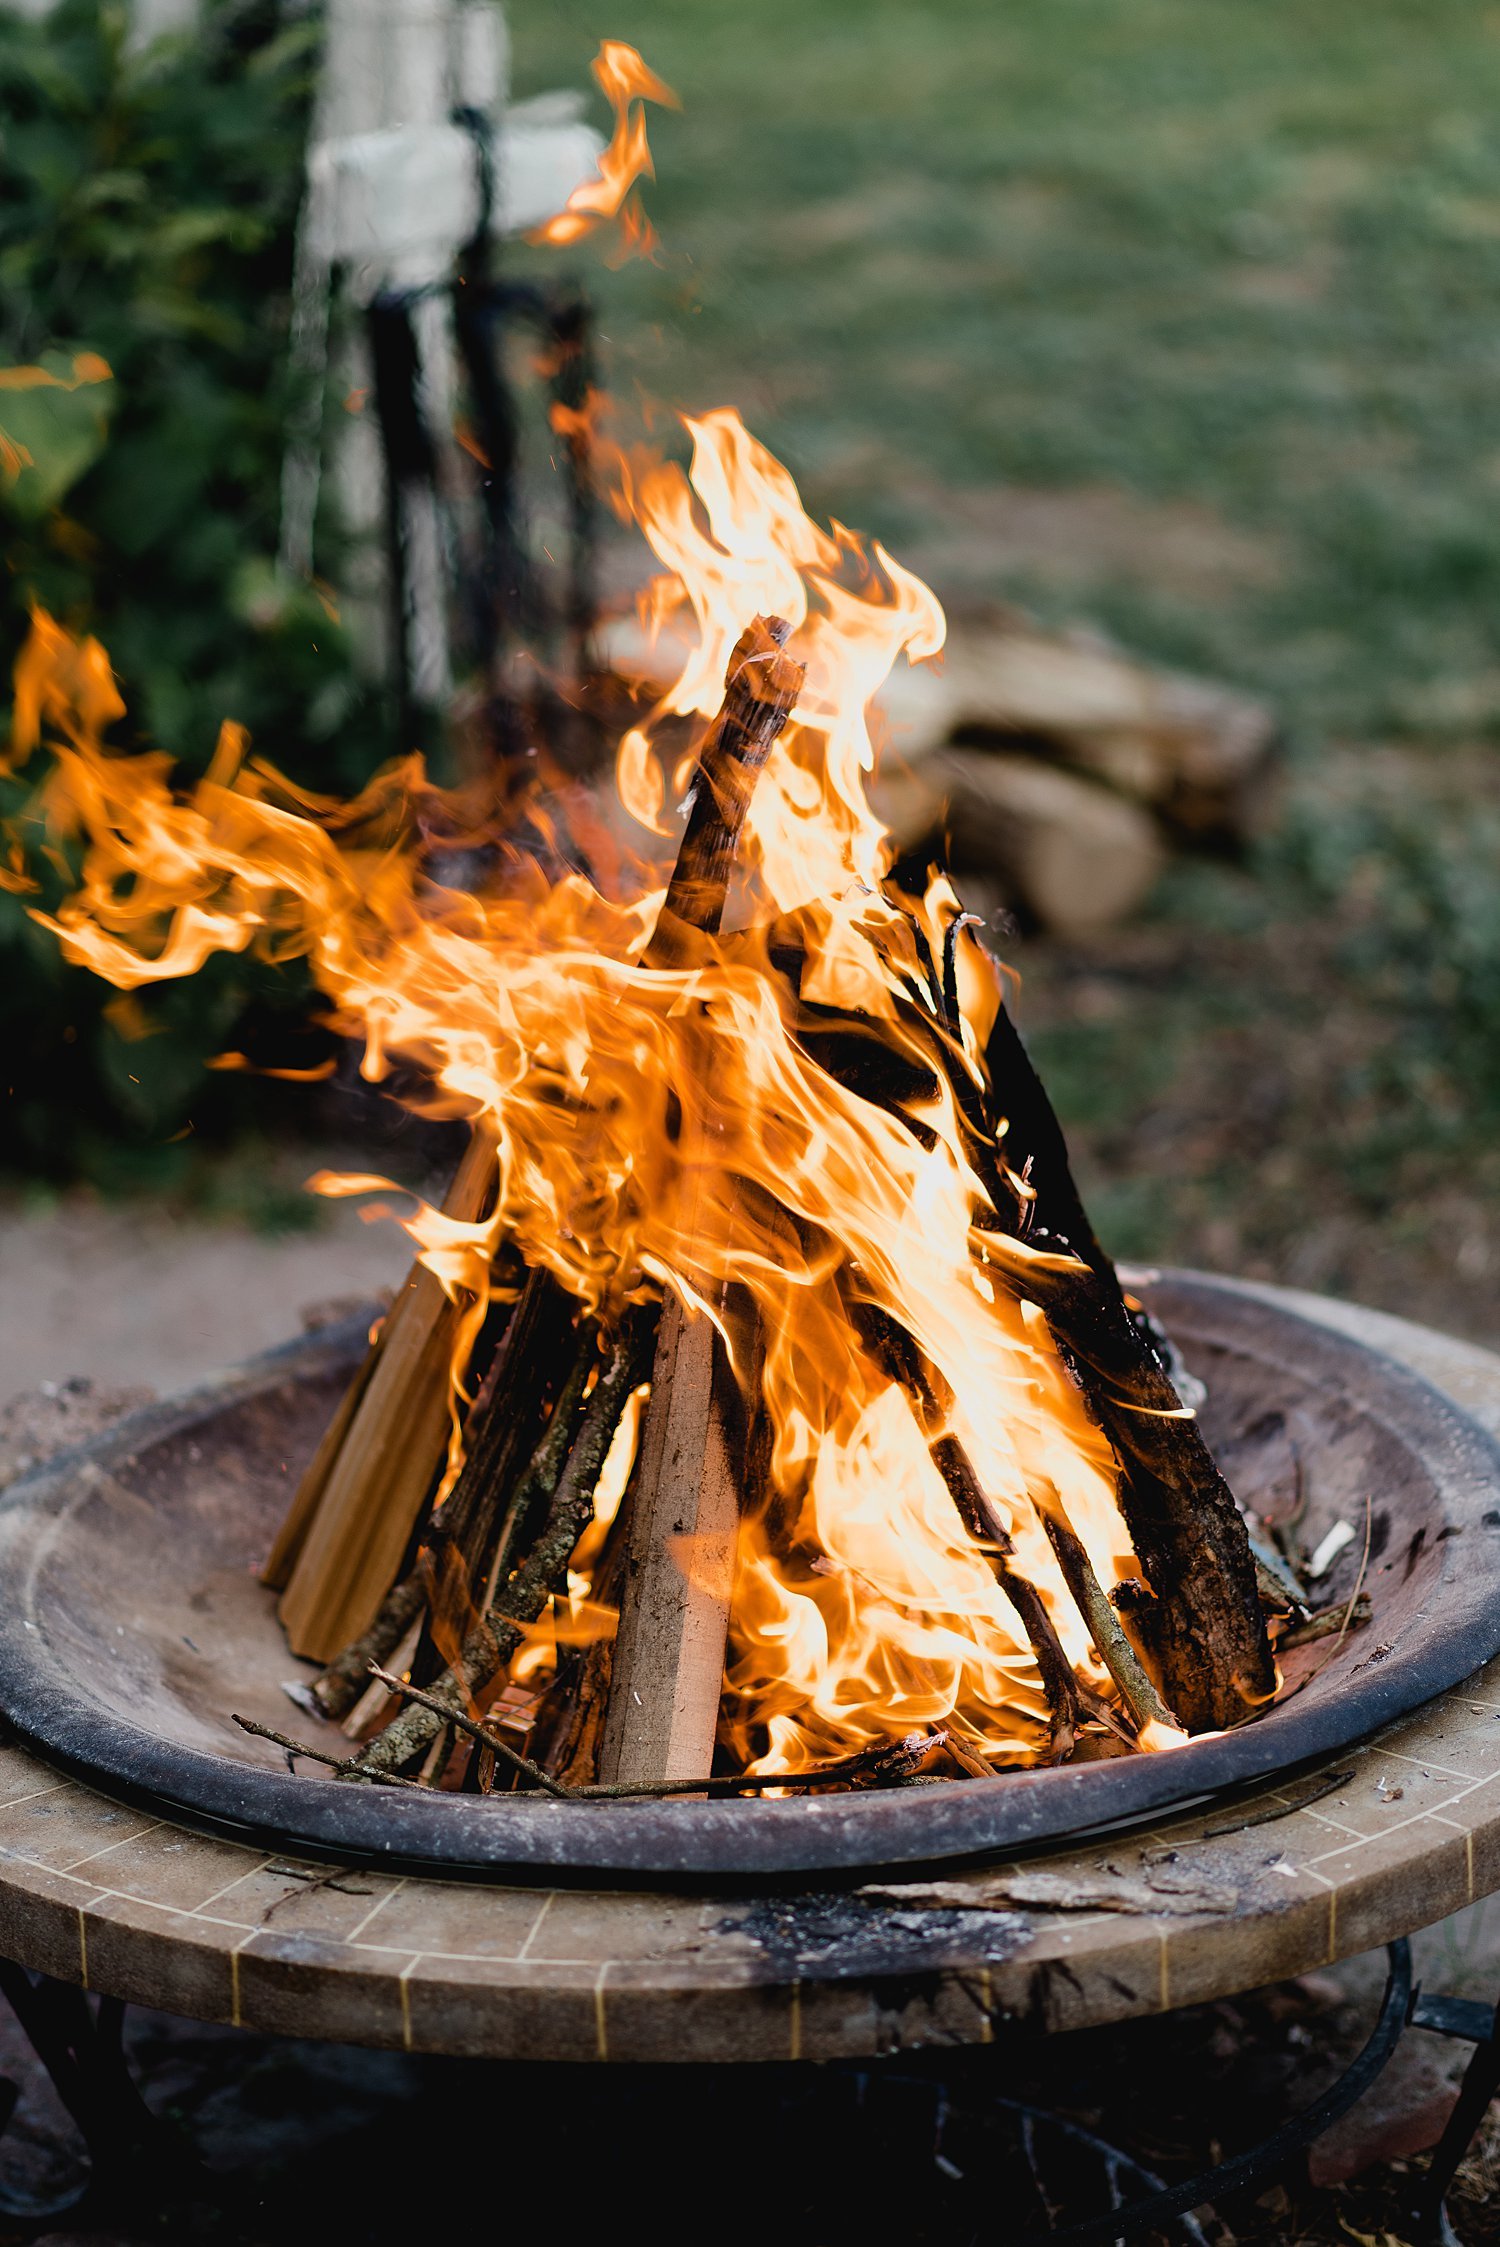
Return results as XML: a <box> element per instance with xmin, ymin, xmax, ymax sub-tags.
<box><xmin>278</xmin><ymin>0</ymin><xmax>603</xmax><ymax>715</ymax></box>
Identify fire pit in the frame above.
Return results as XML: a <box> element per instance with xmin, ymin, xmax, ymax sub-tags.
<box><xmin>0</xmin><ymin>1269</ymin><xmax>1495</xmax><ymax>1880</ymax></box>
<box><xmin>5</xmin><ymin>320</ymin><xmax>1498</xmax><ymax>1854</ymax></box>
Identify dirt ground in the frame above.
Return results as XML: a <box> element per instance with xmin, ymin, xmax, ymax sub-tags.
<box><xmin>0</xmin><ymin>1193</ymin><xmax>408</xmax><ymax>1418</ymax></box>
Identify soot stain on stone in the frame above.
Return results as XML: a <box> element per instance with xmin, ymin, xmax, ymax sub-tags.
<box><xmin>720</xmin><ymin>1894</ymin><xmax>1031</xmax><ymax>1989</ymax></box>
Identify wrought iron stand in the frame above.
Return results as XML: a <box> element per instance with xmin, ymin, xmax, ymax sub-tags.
<box><xmin>0</xmin><ymin>1936</ymin><xmax>1495</xmax><ymax>2241</ymax></box>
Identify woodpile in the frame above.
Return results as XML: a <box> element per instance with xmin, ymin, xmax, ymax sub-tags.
<box><xmin>873</xmin><ymin>611</ymin><xmax>1280</xmax><ymax>936</ymax></box>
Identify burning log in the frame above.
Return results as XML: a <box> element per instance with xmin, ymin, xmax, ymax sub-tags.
<box><xmin>300</xmin><ymin>616</ymin><xmax>804</xmax><ymax>1784</ymax></box>
<box><xmin>12</xmin><ymin>408</ymin><xmax>1283</xmax><ymax>1804</ymax></box>
<box><xmin>977</xmin><ymin>998</ymin><xmax>1274</xmax><ymax>1730</ymax></box>
<box><xmin>597</xmin><ymin>616</ymin><xmax>805</xmax><ymax>1785</ymax></box>
<box><xmin>845</xmin><ymin>895</ymin><xmax>1271</xmax><ymax>1734</ymax></box>
<box><xmin>595</xmin><ymin>1296</ymin><xmax>743</xmax><ymax>1785</ymax></box>
<box><xmin>847</xmin><ymin>1299</ymin><xmax>1127</xmax><ymax>1761</ymax></box>
<box><xmin>354</xmin><ymin>1311</ymin><xmax>656</xmax><ymax>1776</ymax></box>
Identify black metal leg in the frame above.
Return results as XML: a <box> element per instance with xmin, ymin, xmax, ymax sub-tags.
<box><xmin>1408</xmin><ymin>1981</ymin><xmax>1500</xmax><ymax>2241</ymax></box>
<box><xmin>0</xmin><ymin>1962</ymin><xmax>206</xmax><ymax>2237</ymax></box>
<box><xmin>1013</xmin><ymin>1939</ymin><xmax>1414</xmax><ymax>2245</ymax></box>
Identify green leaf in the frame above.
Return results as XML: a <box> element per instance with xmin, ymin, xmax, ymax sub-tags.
<box><xmin>0</xmin><ymin>351</ymin><xmax>115</xmax><ymax>520</ymax></box>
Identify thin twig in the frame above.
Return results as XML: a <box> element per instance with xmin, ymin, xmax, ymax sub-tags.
<box><xmin>1300</xmin><ymin>1491</ymin><xmax>1377</xmax><ymax>1692</ymax></box>
<box><xmin>940</xmin><ymin>911</ymin><xmax>982</xmax><ymax>1038</ymax></box>
<box><xmin>231</xmin><ymin>1714</ymin><xmax>426</xmax><ymax>1788</ymax></box>
<box><xmin>1038</xmin><ymin>1510</ymin><xmax>1180</xmax><ymax>1737</ymax></box>
<box><xmin>366</xmin><ymin>1662</ymin><xmax>576</xmax><ymax>1799</ymax></box>
<box><xmin>1329</xmin><ymin>1490</ymin><xmax>1375</xmax><ymax>1663</ymax></box>
<box><xmin>1278</xmin><ymin>1593</ymin><xmax>1371</xmax><ymax>1650</ymax></box>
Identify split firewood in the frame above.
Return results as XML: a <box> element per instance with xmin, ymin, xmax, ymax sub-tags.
<box><xmin>269</xmin><ymin>1124</ymin><xmax>497</xmax><ymax>1661</ymax></box>
<box><xmin>598</xmin><ymin>616</ymin><xmax>806</xmax><ymax>1787</ymax></box>
<box><xmin>595</xmin><ymin>1294</ymin><xmax>744</xmax><ymax>1786</ymax></box>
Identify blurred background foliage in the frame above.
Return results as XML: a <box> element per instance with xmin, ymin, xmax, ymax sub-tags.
<box><xmin>0</xmin><ymin>0</ymin><xmax>378</xmax><ymax>1181</ymax></box>
<box><xmin>5</xmin><ymin>0</ymin><xmax>1500</xmax><ymax>1336</ymax></box>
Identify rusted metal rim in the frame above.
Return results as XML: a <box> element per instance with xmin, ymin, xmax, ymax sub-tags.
<box><xmin>0</xmin><ymin>1273</ymin><xmax>1497</xmax><ymax>1881</ymax></box>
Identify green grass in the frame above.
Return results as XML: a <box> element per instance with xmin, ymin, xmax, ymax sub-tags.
<box><xmin>506</xmin><ymin>2</ymin><xmax>1500</xmax><ymax>1341</ymax></box>
<box><xmin>514</xmin><ymin>0</ymin><xmax>1500</xmax><ymax>741</ymax></box>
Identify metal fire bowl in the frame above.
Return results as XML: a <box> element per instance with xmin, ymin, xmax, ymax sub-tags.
<box><xmin>1</xmin><ymin>1272</ymin><xmax>1499</xmax><ymax>1883</ymax></box>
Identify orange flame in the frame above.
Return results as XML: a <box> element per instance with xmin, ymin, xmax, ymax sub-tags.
<box><xmin>3</xmin><ymin>403</ymin><xmax>1179</xmax><ymax>1775</ymax></box>
<box><xmin>530</xmin><ymin>40</ymin><xmax>679</xmax><ymax>261</ymax></box>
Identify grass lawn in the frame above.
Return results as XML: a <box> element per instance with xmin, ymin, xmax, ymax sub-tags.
<box><xmin>507</xmin><ymin>0</ymin><xmax>1500</xmax><ymax>1345</ymax></box>
<box><xmin>516</xmin><ymin>0</ymin><xmax>1500</xmax><ymax>742</ymax></box>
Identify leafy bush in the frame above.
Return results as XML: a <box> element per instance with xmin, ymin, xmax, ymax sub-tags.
<box><xmin>0</xmin><ymin>0</ymin><xmax>386</xmax><ymax>1181</ymax></box>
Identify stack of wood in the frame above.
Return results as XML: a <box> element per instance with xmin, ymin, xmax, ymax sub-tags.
<box><xmin>250</xmin><ymin>614</ymin><xmax>1277</xmax><ymax>1801</ymax></box>
<box><xmin>873</xmin><ymin>613</ymin><xmax>1280</xmax><ymax>939</ymax></box>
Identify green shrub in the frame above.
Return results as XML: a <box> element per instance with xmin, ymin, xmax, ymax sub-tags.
<box><xmin>0</xmin><ymin>0</ymin><xmax>388</xmax><ymax>1180</ymax></box>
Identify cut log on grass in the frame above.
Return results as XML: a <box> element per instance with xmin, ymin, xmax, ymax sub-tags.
<box><xmin>272</xmin><ymin>1125</ymin><xmax>496</xmax><ymax>1661</ymax></box>
<box><xmin>884</xmin><ymin>747</ymin><xmax>1166</xmax><ymax>939</ymax></box>
<box><xmin>876</xmin><ymin>615</ymin><xmax>1280</xmax><ymax>849</ymax></box>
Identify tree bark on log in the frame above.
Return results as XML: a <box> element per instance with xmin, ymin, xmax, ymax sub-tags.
<box><xmin>979</xmin><ymin>997</ymin><xmax>1274</xmax><ymax>1728</ymax></box>
<box><xmin>354</xmin><ymin>1312</ymin><xmax>656</xmax><ymax>1775</ymax></box>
